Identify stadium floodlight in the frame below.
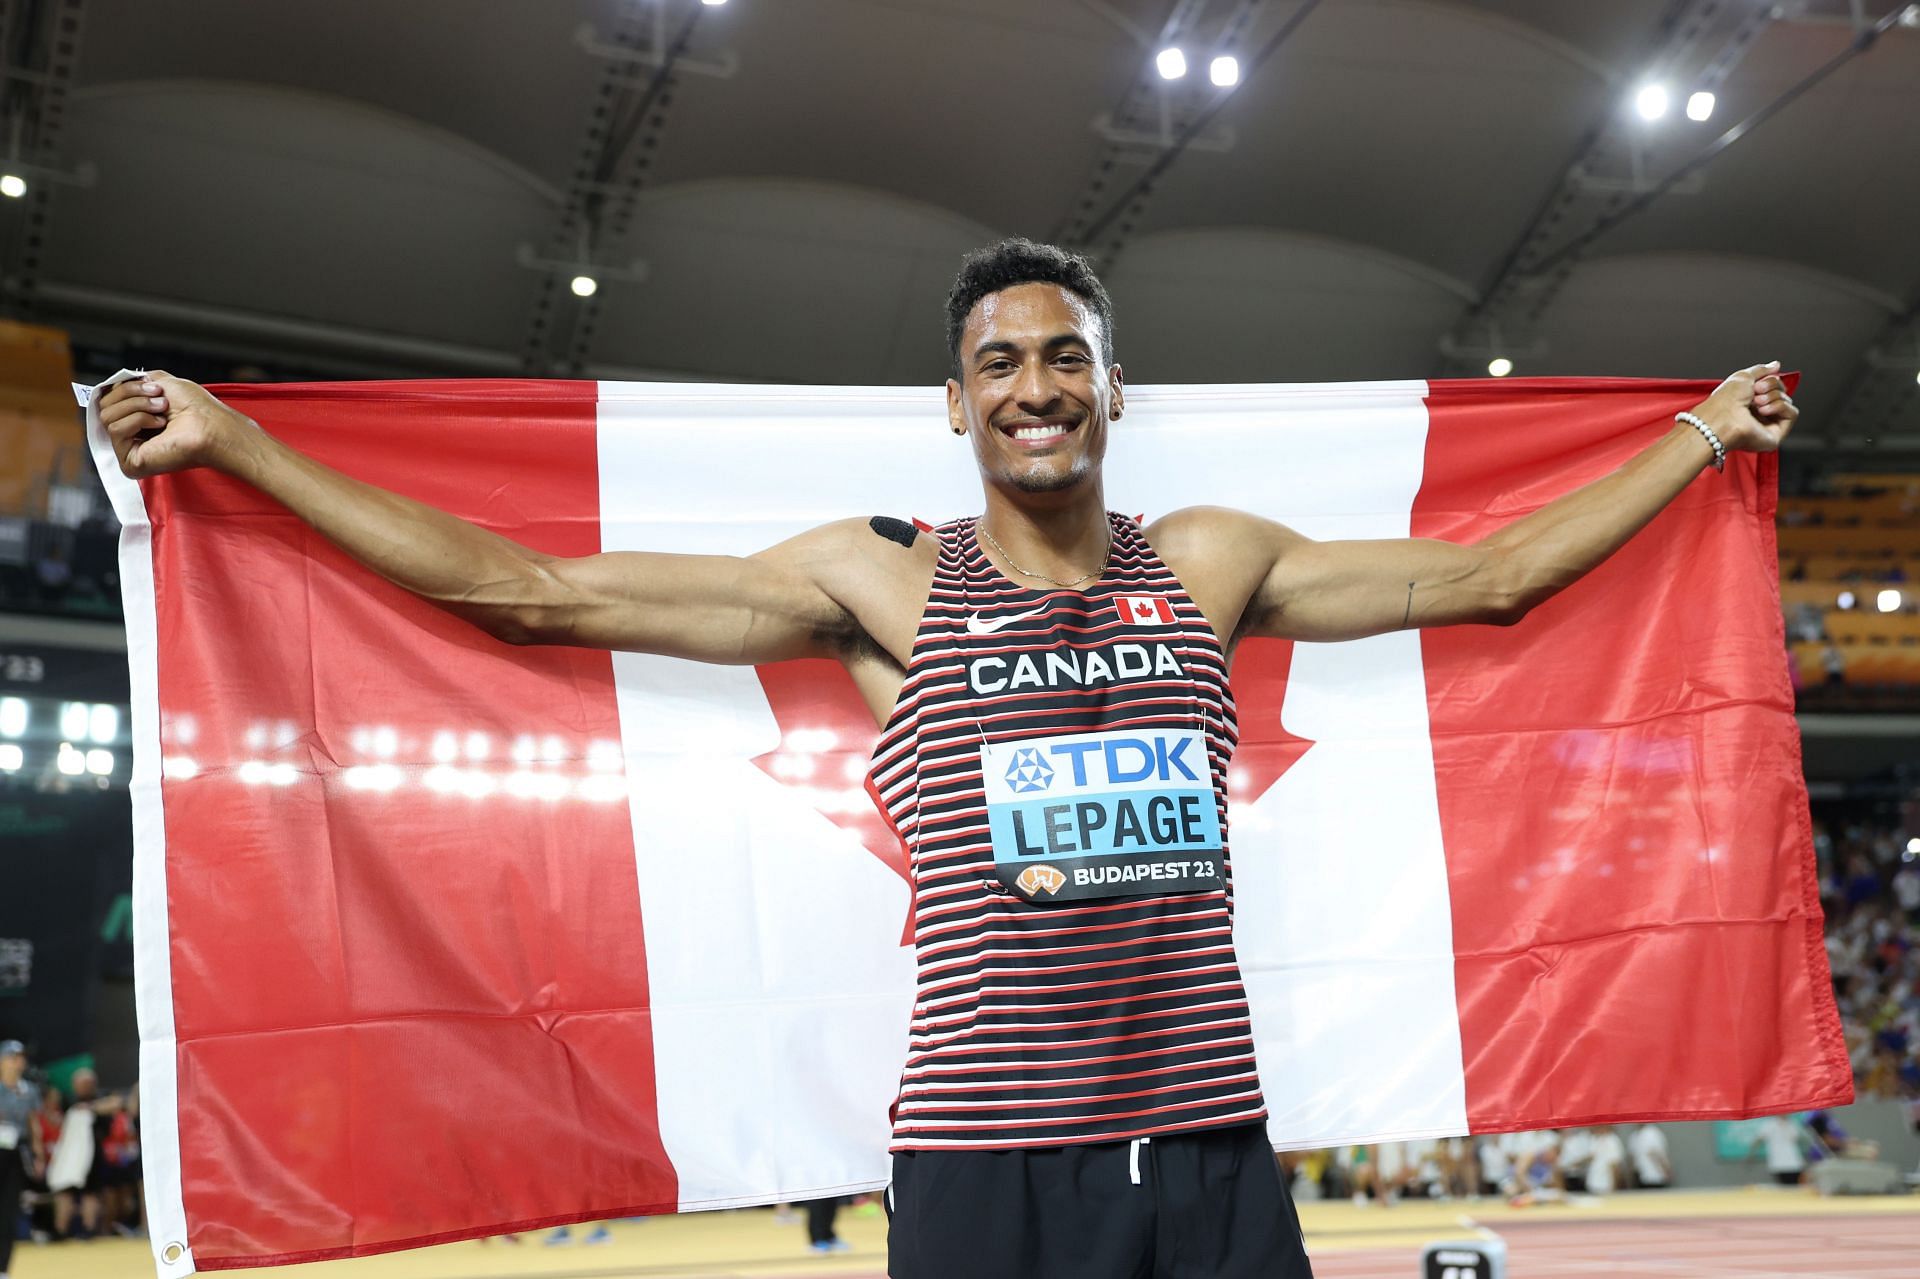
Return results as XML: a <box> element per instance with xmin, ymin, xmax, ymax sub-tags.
<box><xmin>1487</xmin><ymin>357</ymin><xmax>1514</xmax><ymax>378</ymax></box>
<box><xmin>60</xmin><ymin>701</ymin><xmax>89</xmax><ymax>741</ymax></box>
<box><xmin>570</xmin><ymin>274</ymin><xmax>598</xmax><ymax>298</ymax></box>
<box><xmin>701</xmin><ymin>0</ymin><xmax>726</xmax><ymax>6</ymax></box>
<box><xmin>89</xmin><ymin>703</ymin><xmax>119</xmax><ymax>744</ymax></box>
<box><xmin>1156</xmin><ymin>47</ymin><xmax>1188</xmax><ymax>80</ymax></box>
<box><xmin>1837</xmin><ymin>590</ymin><xmax>1856</xmax><ymax>609</ymax></box>
<box><xmin>57</xmin><ymin>742</ymin><xmax>85</xmax><ymax>775</ymax></box>
<box><xmin>86</xmin><ymin>748</ymin><xmax>113</xmax><ymax>776</ymax></box>
<box><xmin>1209</xmin><ymin>55</ymin><xmax>1240</xmax><ymax>88</ymax></box>
<box><xmin>0</xmin><ymin>743</ymin><xmax>20</xmax><ymax>772</ymax></box>
<box><xmin>1634</xmin><ymin>83</ymin><xmax>1670</xmax><ymax>121</ymax></box>
<box><xmin>1877</xmin><ymin>588</ymin><xmax>1903</xmax><ymax>613</ymax></box>
<box><xmin>1686</xmin><ymin>91</ymin><xmax>1715</xmax><ymax>122</ymax></box>
<box><xmin>0</xmin><ymin>697</ymin><xmax>25</xmax><ymax>738</ymax></box>
<box><xmin>0</xmin><ymin>174</ymin><xmax>24</xmax><ymax>198</ymax></box>
<box><xmin>1914</xmin><ymin>368</ymin><xmax>1920</xmax><ymax>387</ymax></box>
<box><xmin>1908</xmin><ymin>836</ymin><xmax>1920</xmax><ymax>857</ymax></box>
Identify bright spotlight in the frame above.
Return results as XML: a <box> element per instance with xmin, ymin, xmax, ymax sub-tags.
<box><xmin>89</xmin><ymin>703</ymin><xmax>119</xmax><ymax>744</ymax></box>
<box><xmin>1908</xmin><ymin>836</ymin><xmax>1920</xmax><ymax>857</ymax></box>
<box><xmin>1487</xmin><ymin>357</ymin><xmax>1514</xmax><ymax>378</ymax></box>
<box><xmin>57</xmin><ymin>742</ymin><xmax>85</xmax><ymax>776</ymax></box>
<box><xmin>0</xmin><ymin>744</ymin><xmax>21</xmax><ymax>771</ymax></box>
<box><xmin>1877</xmin><ymin>588</ymin><xmax>1903</xmax><ymax>613</ymax></box>
<box><xmin>86</xmin><ymin>749</ymin><xmax>114</xmax><ymax>776</ymax></box>
<box><xmin>1913</xmin><ymin>368</ymin><xmax>1920</xmax><ymax>387</ymax></box>
<box><xmin>701</xmin><ymin>0</ymin><xmax>726</xmax><ymax>5</ymax></box>
<box><xmin>60</xmin><ymin>702</ymin><xmax>89</xmax><ymax>741</ymax></box>
<box><xmin>1837</xmin><ymin>590</ymin><xmax>1856</xmax><ymax>610</ymax></box>
<box><xmin>1155</xmin><ymin>47</ymin><xmax>1187</xmax><ymax>80</ymax></box>
<box><xmin>0</xmin><ymin>697</ymin><xmax>25</xmax><ymax>738</ymax></box>
<box><xmin>1209</xmin><ymin>55</ymin><xmax>1240</xmax><ymax>88</ymax></box>
<box><xmin>1686</xmin><ymin>91</ymin><xmax>1715</xmax><ymax>122</ymax></box>
<box><xmin>1634</xmin><ymin>83</ymin><xmax>1670</xmax><ymax>121</ymax></box>
<box><xmin>570</xmin><ymin>274</ymin><xmax>598</xmax><ymax>298</ymax></box>
<box><xmin>0</xmin><ymin>174</ymin><xmax>24</xmax><ymax>199</ymax></box>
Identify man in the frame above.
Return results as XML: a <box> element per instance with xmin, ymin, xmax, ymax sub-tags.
<box><xmin>1629</xmin><ymin>1121</ymin><xmax>1672</xmax><ymax>1190</ymax></box>
<box><xmin>99</xmin><ymin>239</ymin><xmax>1796</xmax><ymax>1278</ymax></box>
<box><xmin>1583</xmin><ymin>1125</ymin><xmax>1629</xmax><ymax>1195</ymax></box>
<box><xmin>0</xmin><ymin>1040</ymin><xmax>40</xmax><ymax>1279</ymax></box>
<box><xmin>1760</xmin><ymin>1112</ymin><xmax>1809</xmax><ymax>1186</ymax></box>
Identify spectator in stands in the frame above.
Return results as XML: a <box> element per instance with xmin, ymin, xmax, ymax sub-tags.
<box><xmin>25</xmin><ymin>1084</ymin><xmax>60</xmax><ymax>1242</ymax></box>
<box><xmin>47</xmin><ymin>1067</ymin><xmax>127</xmax><ymax>1240</ymax></box>
<box><xmin>1585</xmin><ymin>1125</ymin><xmax>1629</xmax><ymax>1194</ymax></box>
<box><xmin>1629</xmin><ymin>1123</ymin><xmax>1671</xmax><ymax>1189</ymax></box>
<box><xmin>1558</xmin><ymin>1128</ymin><xmax>1593</xmax><ymax>1193</ymax></box>
<box><xmin>99</xmin><ymin>1082</ymin><xmax>142</xmax><ymax>1236</ymax></box>
<box><xmin>1894</xmin><ymin>859</ymin><xmax>1920</xmax><ymax>925</ymax></box>
<box><xmin>1435</xmin><ymin>1137</ymin><xmax>1473</xmax><ymax>1200</ymax></box>
<box><xmin>1476</xmin><ymin>1135</ymin><xmax>1516</xmax><ymax>1197</ymax></box>
<box><xmin>1759</xmin><ymin>1113</ymin><xmax>1809</xmax><ymax>1186</ymax></box>
<box><xmin>803</xmin><ymin>1196</ymin><xmax>850</xmax><ymax>1255</ymax></box>
<box><xmin>1843</xmin><ymin>853</ymin><xmax>1882</xmax><ymax>906</ymax></box>
<box><xmin>1</xmin><ymin>1040</ymin><xmax>40</xmax><ymax>1279</ymax></box>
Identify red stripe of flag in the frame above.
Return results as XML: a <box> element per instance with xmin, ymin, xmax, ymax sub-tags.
<box><xmin>1415</xmin><ymin>376</ymin><xmax>1850</xmax><ymax>1131</ymax></box>
<box><xmin>150</xmin><ymin>381</ymin><xmax>676</xmax><ymax>1267</ymax></box>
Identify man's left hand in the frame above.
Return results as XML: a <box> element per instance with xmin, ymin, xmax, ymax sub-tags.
<box><xmin>1691</xmin><ymin>360</ymin><xmax>1798</xmax><ymax>453</ymax></box>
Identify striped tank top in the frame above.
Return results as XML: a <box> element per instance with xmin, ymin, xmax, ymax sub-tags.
<box><xmin>870</xmin><ymin>512</ymin><xmax>1268</xmax><ymax>1150</ymax></box>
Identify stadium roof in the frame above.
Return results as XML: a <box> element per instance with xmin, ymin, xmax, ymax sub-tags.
<box><xmin>14</xmin><ymin>0</ymin><xmax>1920</xmax><ymax>452</ymax></box>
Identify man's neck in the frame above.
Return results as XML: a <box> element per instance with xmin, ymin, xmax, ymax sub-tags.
<box><xmin>978</xmin><ymin>485</ymin><xmax>1111</xmax><ymax>585</ymax></box>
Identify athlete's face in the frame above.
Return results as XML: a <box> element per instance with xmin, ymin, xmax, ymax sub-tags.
<box><xmin>946</xmin><ymin>283</ymin><xmax>1123</xmax><ymax>497</ymax></box>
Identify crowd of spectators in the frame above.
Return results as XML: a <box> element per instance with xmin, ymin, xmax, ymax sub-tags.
<box><xmin>1282</xmin><ymin>1125</ymin><xmax>1672</xmax><ymax>1207</ymax></box>
<box><xmin>1816</xmin><ymin>813</ymin><xmax>1920</xmax><ymax>1105</ymax></box>
<box><xmin>0</xmin><ymin>1041</ymin><xmax>143</xmax><ymax>1269</ymax></box>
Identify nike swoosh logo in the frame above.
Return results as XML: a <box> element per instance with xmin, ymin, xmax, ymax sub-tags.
<box><xmin>966</xmin><ymin>607</ymin><xmax>1047</xmax><ymax>636</ymax></box>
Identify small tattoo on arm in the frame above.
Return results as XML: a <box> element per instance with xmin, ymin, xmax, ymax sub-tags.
<box><xmin>1402</xmin><ymin>581</ymin><xmax>1415</xmax><ymax>628</ymax></box>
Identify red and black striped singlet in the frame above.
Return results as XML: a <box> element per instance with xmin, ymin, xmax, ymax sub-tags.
<box><xmin>870</xmin><ymin>512</ymin><xmax>1269</xmax><ymax>1150</ymax></box>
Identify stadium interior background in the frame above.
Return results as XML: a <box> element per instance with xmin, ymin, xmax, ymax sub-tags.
<box><xmin>1</xmin><ymin>2</ymin><xmax>1918</xmax><ymax>1276</ymax></box>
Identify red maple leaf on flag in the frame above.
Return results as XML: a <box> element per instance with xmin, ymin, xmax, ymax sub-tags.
<box><xmin>752</xmin><ymin>639</ymin><xmax>1315</xmax><ymax>931</ymax></box>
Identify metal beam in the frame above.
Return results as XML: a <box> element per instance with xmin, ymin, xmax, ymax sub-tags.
<box><xmin>1437</xmin><ymin>2</ymin><xmax>1916</xmax><ymax>378</ymax></box>
<box><xmin>0</xmin><ymin>0</ymin><xmax>87</xmax><ymax>320</ymax></box>
<box><xmin>39</xmin><ymin>280</ymin><xmax>709</xmax><ymax>384</ymax></box>
<box><xmin>1823</xmin><ymin>297</ymin><xmax>1920</xmax><ymax>447</ymax></box>
<box><xmin>1432</xmin><ymin>0</ymin><xmax>1713</xmax><ymax>375</ymax></box>
<box><xmin>520</xmin><ymin>0</ymin><xmax>718</xmax><ymax>376</ymax></box>
<box><xmin>1057</xmin><ymin>0</ymin><xmax>1326</xmax><ymax>272</ymax></box>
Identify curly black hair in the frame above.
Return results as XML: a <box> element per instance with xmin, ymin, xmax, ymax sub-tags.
<box><xmin>944</xmin><ymin>238</ymin><xmax>1115</xmax><ymax>379</ymax></box>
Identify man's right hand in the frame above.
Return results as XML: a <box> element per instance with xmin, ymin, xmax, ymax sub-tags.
<box><xmin>97</xmin><ymin>372</ymin><xmax>255</xmax><ymax>479</ymax></box>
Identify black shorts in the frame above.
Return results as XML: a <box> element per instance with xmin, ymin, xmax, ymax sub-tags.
<box><xmin>885</xmin><ymin>1123</ymin><xmax>1314</xmax><ymax>1279</ymax></box>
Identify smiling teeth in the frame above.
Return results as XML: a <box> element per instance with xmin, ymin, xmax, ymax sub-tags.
<box><xmin>1014</xmin><ymin>426</ymin><xmax>1064</xmax><ymax>440</ymax></box>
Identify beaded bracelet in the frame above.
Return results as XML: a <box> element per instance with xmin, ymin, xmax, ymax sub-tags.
<box><xmin>1675</xmin><ymin>411</ymin><xmax>1726</xmax><ymax>472</ymax></box>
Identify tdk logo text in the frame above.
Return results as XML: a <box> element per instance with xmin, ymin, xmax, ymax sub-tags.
<box><xmin>1004</xmin><ymin>748</ymin><xmax>1055</xmax><ymax>793</ymax></box>
<box><xmin>984</xmin><ymin>729</ymin><xmax>1210</xmax><ymax>805</ymax></box>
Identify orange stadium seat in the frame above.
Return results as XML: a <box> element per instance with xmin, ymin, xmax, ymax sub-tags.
<box><xmin>1776</xmin><ymin>526</ymin><xmax>1920</xmax><ymax>556</ymax></box>
<box><xmin>1782</xmin><ymin>554</ymin><xmax>1911</xmax><ymax>581</ymax></box>
<box><xmin>1823</xmin><ymin>609</ymin><xmax>1920</xmax><ymax>647</ymax></box>
<box><xmin>1826</xmin><ymin>472</ymin><xmax>1920</xmax><ymax>494</ymax></box>
<box><xmin>1778</xmin><ymin>581</ymin><xmax>1848</xmax><ymax>611</ymax></box>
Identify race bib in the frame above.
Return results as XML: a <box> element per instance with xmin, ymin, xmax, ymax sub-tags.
<box><xmin>0</xmin><ymin>1121</ymin><xmax>17</xmax><ymax>1150</ymax></box>
<box><xmin>982</xmin><ymin>727</ymin><xmax>1224</xmax><ymax>902</ymax></box>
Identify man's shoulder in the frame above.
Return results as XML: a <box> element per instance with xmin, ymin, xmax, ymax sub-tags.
<box><xmin>1144</xmin><ymin>504</ymin><xmax>1264</xmax><ymax>543</ymax></box>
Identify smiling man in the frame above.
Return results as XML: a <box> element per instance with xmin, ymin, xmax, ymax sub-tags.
<box><xmin>99</xmin><ymin>238</ymin><xmax>1796</xmax><ymax>1278</ymax></box>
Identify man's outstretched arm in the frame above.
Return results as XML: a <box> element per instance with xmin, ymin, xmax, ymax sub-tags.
<box><xmin>97</xmin><ymin>374</ymin><xmax>875</xmax><ymax>663</ymax></box>
<box><xmin>1169</xmin><ymin>363</ymin><xmax>1796</xmax><ymax>646</ymax></box>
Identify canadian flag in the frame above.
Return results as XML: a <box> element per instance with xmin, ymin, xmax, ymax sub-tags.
<box><xmin>1114</xmin><ymin>593</ymin><xmax>1178</xmax><ymax>625</ymax></box>
<box><xmin>83</xmin><ymin>374</ymin><xmax>1844</xmax><ymax>1276</ymax></box>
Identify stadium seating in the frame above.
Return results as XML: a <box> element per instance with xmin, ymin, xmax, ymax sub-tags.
<box><xmin>1778</xmin><ymin>478</ymin><xmax>1920</xmax><ymax>694</ymax></box>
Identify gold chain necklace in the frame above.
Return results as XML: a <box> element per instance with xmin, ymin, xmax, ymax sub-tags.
<box><xmin>977</xmin><ymin>520</ymin><xmax>1111</xmax><ymax>589</ymax></box>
